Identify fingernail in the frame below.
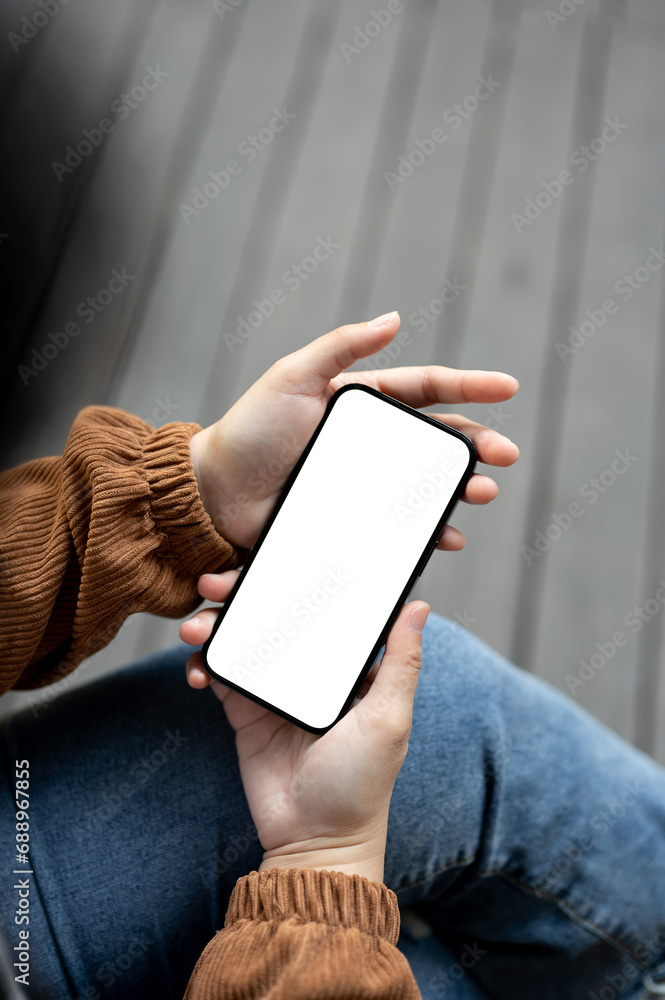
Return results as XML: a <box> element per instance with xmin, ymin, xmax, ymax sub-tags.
<box><xmin>368</xmin><ymin>310</ymin><xmax>398</xmax><ymax>328</ymax></box>
<box><xmin>187</xmin><ymin>616</ymin><xmax>200</xmax><ymax>626</ymax></box>
<box><xmin>409</xmin><ymin>605</ymin><xmax>430</xmax><ymax>634</ymax></box>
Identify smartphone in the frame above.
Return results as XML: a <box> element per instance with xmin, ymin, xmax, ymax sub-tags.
<box><xmin>202</xmin><ymin>383</ymin><xmax>476</xmax><ymax>734</ymax></box>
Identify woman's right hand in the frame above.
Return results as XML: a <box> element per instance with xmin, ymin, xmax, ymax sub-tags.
<box><xmin>180</xmin><ymin>571</ymin><xmax>429</xmax><ymax>884</ymax></box>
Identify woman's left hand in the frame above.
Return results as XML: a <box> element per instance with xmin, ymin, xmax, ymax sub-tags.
<box><xmin>189</xmin><ymin>311</ymin><xmax>519</xmax><ymax>552</ymax></box>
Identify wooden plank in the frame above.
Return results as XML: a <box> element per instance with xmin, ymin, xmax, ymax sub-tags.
<box><xmin>362</xmin><ymin>0</ymin><xmax>492</xmax><ymax>344</ymax></box>
<box><xmin>508</xmin><ymin>3</ymin><xmax>626</xmax><ymax>672</ymax></box>
<box><xmin>108</xmin><ymin>0</ymin><xmax>297</xmax><ymax>427</ymax></box>
<box><xmin>527</xmin><ymin>16</ymin><xmax>665</xmax><ymax>748</ymax></box>
<box><xmin>229</xmin><ymin>0</ymin><xmax>492</xmax><ymax>433</ymax></box>
<box><xmin>334</xmin><ymin>0</ymin><xmax>454</xmax><ymax>324</ymax></box>
<box><xmin>222</xmin><ymin>0</ymin><xmax>490</xmax><ymax>495</ymax></box>
<box><xmin>236</xmin><ymin>0</ymin><xmax>440</xmax><ymax>365</ymax></box>
<box><xmin>193</xmin><ymin>1</ymin><xmax>345</xmax><ymax>427</ymax></box>
<box><xmin>625</xmin><ymin>0</ymin><xmax>665</xmax><ymax>31</ymax></box>
<box><xmin>635</xmin><ymin>272</ymin><xmax>665</xmax><ymax>763</ymax></box>
<box><xmin>418</xmin><ymin>4</ymin><xmax>585</xmax><ymax>658</ymax></box>
<box><xmin>427</xmin><ymin>0</ymin><xmax>525</xmax><ymax>372</ymax></box>
<box><xmin>227</xmin><ymin>0</ymin><xmax>411</xmax><ymax>394</ymax></box>
<box><xmin>183</xmin><ymin>0</ymin><xmax>434</xmax><ymax>406</ymax></box>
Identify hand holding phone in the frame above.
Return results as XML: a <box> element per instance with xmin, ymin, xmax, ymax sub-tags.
<box><xmin>189</xmin><ymin>311</ymin><xmax>519</xmax><ymax>554</ymax></box>
<box><xmin>185</xmin><ymin>312</ymin><xmax>518</xmax><ymax>734</ymax></box>
<box><xmin>184</xmin><ymin>585</ymin><xmax>431</xmax><ymax>884</ymax></box>
<box><xmin>201</xmin><ymin>383</ymin><xmax>475</xmax><ymax>733</ymax></box>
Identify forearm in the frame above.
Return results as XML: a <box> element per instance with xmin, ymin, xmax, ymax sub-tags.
<box><xmin>0</xmin><ymin>406</ymin><xmax>240</xmax><ymax>693</ymax></box>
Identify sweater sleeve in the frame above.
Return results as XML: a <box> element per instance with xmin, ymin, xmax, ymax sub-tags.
<box><xmin>0</xmin><ymin>405</ymin><xmax>241</xmax><ymax>694</ymax></box>
<box><xmin>184</xmin><ymin>867</ymin><xmax>422</xmax><ymax>1000</ymax></box>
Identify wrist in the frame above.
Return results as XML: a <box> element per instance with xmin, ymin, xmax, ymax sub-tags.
<box><xmin>258</xmin><ymin>833</ymin><xmax>387</xmax><ymax>884</ymax></box>
<box><xmin>189</xmin><ymin>426</ymin><xmax>253</xmax><ymax>550</ymax></box>
<box><xmin>189</xmin><ymin>428</ymin><xmax>212</xmax><ymax>522</ymax></box>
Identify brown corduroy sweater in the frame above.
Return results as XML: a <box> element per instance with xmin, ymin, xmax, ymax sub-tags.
<box><xmin>0</xmin><ymin>406</ymin><xmax>421</xmax><ymax>1000</ymax></box>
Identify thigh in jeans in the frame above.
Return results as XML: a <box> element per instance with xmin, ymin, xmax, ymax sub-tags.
<box><xmin>385</xmin><ymin>614</ymin><xmax>665</xmax><ymax>1000</ymax></box>
<box><xmin>0</xmin><ymin>646</ymin><xmax>264</xmax><ymax>1000</ymax></box>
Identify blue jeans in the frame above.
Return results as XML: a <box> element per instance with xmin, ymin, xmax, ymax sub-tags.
<box><xmin>1</xmin><ymin>615</ymin><xmax>664</xmax><ymax>1000</ymax></box>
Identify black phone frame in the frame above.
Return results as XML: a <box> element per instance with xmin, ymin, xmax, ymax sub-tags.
<box><xmin>201</xmin><ymin>382</ymin><xmax>477</xmax><ymax>735</ymax></box>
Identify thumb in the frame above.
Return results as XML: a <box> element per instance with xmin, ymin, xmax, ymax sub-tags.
<box><xmin>271</xmin><ymin>312</ymin><xmax>400</xmax><ymax>397</ymax></box>
<box><xmin>364</xmin><ymin>602</ymin><xmax>429</xmax><ymax>728</ymax></box>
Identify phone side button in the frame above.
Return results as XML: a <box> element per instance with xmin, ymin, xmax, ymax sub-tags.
<box><xmin>416</xmin><ymin>544</ymin><xmax>434</xmax><ymax>579</ymax></box>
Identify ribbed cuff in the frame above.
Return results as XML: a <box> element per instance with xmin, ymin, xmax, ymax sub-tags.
<box><xmin>142</xmin><ymin>421</ymin><xmax>238</xmax><ymax>576</ymax></box>
<box><xmin>225</xmin><ymin>868</ymin><xmax>401</xmax><ymax>946</ymax></box>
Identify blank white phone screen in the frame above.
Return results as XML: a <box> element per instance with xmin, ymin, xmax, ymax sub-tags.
<box><xmin>205</xmin><ymin>386</ymin><xmax>472</xmax><ymax>731</ymax></box>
